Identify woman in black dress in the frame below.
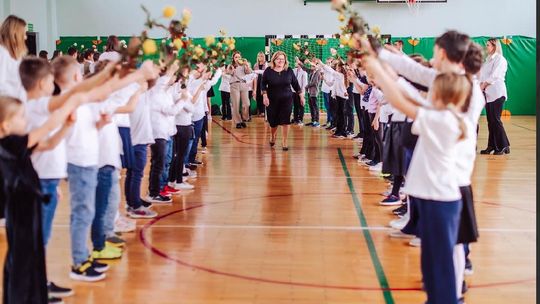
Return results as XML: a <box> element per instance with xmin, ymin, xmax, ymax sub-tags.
<box><xmin>261</xmin><ymin>51</ymin><xmax>304</xmax><ymax>151</ymax></box>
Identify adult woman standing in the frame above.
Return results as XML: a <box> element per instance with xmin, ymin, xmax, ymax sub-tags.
<box><xmin>479</xmin><ymin>38</ymin><xmax>510</xmax><ymax>155</ymax></box>
<box><xmin>230</xmin><ymin>51</ymin><xmax>253</xmax><ymax>129</ymax></box>
<box><xmin>0</xmin><ymin>15</ymin><xmax>27</xmax><ymax>101</ymax></box>
<box><xmin>261</xmin><ymin>51</ymin><xmax>304</xmax><ymax>151</ymax></box>
<box><xmin>253</xmin><ymin>52</ymin><xmax>268</xmax><ymax>117</ymax></box>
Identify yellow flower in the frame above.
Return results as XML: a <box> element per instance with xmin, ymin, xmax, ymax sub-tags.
<box><xmin>181</xmin><ymin>8</ymin><xmax>192</xmax><ymax>25</ymax></box>
<box><xmin>372</xmin><ymin>26</ymin><xmax>381</xmax><ymax>36</ymax></box>
<box><xmin>347</xmin><ymin>38</ymin><xmax>357</xmax><ymax>48</ymax></box>
<box><xmin>293</xmin><ymin>43</ymin><xmax>301</xmax><ymax>51</ymax></box>
<box><xmin>194</xmin><ymin>45</ymin><xmax>204</xmax><ymax>57</ymax></box>
<box><xmin>142</xmin><ymin>39</ymin><xmax>157</xmax><ymax>55</ymax></box>
<box><xmin>217</xmin><ymin>42</ymin><xmax>223</xmax><ymax>48</ymax></box>
<box><xmin>339</xmin><ymin>34</ymin><xmax>350</xmax><ymax>46</ymax></box>
<box><xmin>211</xmin><ymin>50</ymin><xmax>218</xmax><ymax>57</ymax></box>
<box><xmin>163</xmin><ymin>6</ymin><xmax>176</xmax><ymax>19</ymax></box>
<box><xmin>338</xmin><ymin>14</ymin><xmax>346</xmax><ymax>22</ymax></box>
<box><xmin>173</xmin><ymin>38</ymin><xmax>183</xmax><ymax>50</ymax></box>
<box><xmin>228</xmin><ymin>44</ymin><xmax>235</xmax><ymax>50</ymax></box>
<box><xmin>205</xmin><ymin>35</ymin><xmax>216</xmax><ymax>46</ymax></box>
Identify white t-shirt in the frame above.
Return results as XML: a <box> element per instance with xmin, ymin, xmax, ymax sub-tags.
<box><xmin>0</xmin><ymin>45</ymin><xmax>26</xmax><ymax>102</ymax></box>
<box><xmin>98</xmin><ymin>51</ymin><xmax>121</xmax><ymax>62</ymax></box>
<box><xmin>25</xmin><ymin>97</ymin><xmax>68</xmax><ymax>179</ymax></box>
<box><xmin>150</xmin><ymin>76</ymin><xmax>178</xmax><ymax>139</ymax></box>
<box><xmin>188</xmin><ymin>69</ymin><xmax>222</xmax><ymax>122</ymax></box>
<box><xmin>402</xmin><ymin>107</ymin><xmax>463</xmax><ymax>201</ymax></box>
<box><xmin>368</xmin><ymin>88</ymin><xmax>383</xmax><ymax>114</ymax></box>
<box><xmin>129</xmin><ymin>91</ymin><xmax>154</xmax><ymax>146</ymax></box>
<box><xmin>219</xmin><ymin>74</ymin><xmax>231</xmax><ymax>93</ymax></box>
<box><xmin>66</xmin><ymin>103</ymin><xmax>100</xmax><ymax>167</ymax></box>
<box><xmin>109</xmin><ymin>83</ymin><xmax>140</xmax><ymax>128</ymax></box>
<box><xmin>379</xmin><ymin>103</ymin><xmax>392</xmax><ymax>124</ymax></box>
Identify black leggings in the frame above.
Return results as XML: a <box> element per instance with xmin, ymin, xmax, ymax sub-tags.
<box><xmin>149</xmin><ymin>139</ymin><xmax>167</xmax><ymax>196</ymax></box>
<box><xmin>221</xmin><ymin>91</ymin><xmax>231</xmax><ymax>120</ymax></box>
<box><xmin>334</xmin><ymin>96</ymin><xmax>346</xmax><ymax>136</ymax></box>
<box><xmin>201</xmin><ymin>114</ymin><xmax>208</xmax><ymax>148</ymax></box>
<box><xmin>168</xmin><ymin>125</ymin><xmax>193</xmax><ymax>184</ymax></box>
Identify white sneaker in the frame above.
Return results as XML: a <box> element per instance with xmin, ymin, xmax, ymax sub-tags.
<box><xmin>389</xmin><ymin>216</ymin><xmax>409</xmax><ymax>230</ymax></box>
<box><xmin>408</xmin><ymin>237</ymin><xmax>421</xmax><ymax>247</ymax></box>
<box><xmin>127</xmin><ymin>206</ymin><xmax>158</xmax><ymax>219</ymax></box>
<box><xmin>114</xmin><ymin>215</ymin><xmax>136</xmax><ymax>233</ymax></box>
<box><xmin>389</xmin><ymin>230</ymin><xmax>415</xmax><ymax>239</ymax></box>
<box><xmin>187</xmin><ymin>169</ymin><xmax>198</xmax><ymax>178</ymax></box>
<box><xmin>369</xmin><ymin>163</ymin><xmax>382</xmax><ymax>172</ymax></box>
<box><xmin>200</xmin><ymin>147</ymin><xmax>207</xmax><ymax>154</ymax></box>
<box><xmin>174</xmin><ymin>182</ymin><xmax>195</xmax><ymax>190</ymax></box>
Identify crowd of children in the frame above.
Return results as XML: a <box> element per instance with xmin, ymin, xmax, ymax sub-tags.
<box><xmin>0</xmin><ymin>10</ymin><xmax>512</xmax><ymax>304</ymax></box>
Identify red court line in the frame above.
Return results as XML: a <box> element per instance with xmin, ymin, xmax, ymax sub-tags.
<box><xmin>139</xmin><ymin>195</ymin><xmax>536</xmax><ymax>292</ymax></box>
<box><xmin>211</xmin><ymin>119</ymin><xmax>264</xmax><ymax>146</ymax></box>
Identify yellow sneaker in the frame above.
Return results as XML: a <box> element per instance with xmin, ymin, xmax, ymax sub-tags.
<box><xmin>92</xmin><ymin>245</ymin><xmax>122</xmax><ymax>260</ymax></box>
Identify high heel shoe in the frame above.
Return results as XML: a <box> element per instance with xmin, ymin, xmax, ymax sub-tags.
<box><xmin>494</xmin><ymin>146</ymin><xmax>510</xmax><ymax>155</ymax></box>
<box><xmin>282</xmin><ymin>147</ymin><xmax>289</xmax><ymax>151</ymax></box>
<box><xmin>269</xmin><ymin>141</ymin><xmax>275</xmax><ymax>147</ymax></box>
<box><xmin>480</xmin><ymin>147</ymin><xmax>495</xmax><ymax>155</ymax></box>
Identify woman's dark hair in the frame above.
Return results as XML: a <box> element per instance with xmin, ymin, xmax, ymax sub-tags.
<box><xmin>93</xmin><ymin>52</ymin><xmax>101</xmax><ymax>62</ymax></box>
<box><xmin>435</xmin><ymin>30</ymin><xmax>483</xmax><ymax>75</ymax></box>
<box><xmin>83</xmin><ymin>49</ymin><xmax>95</xmax><ymax>60</ymax></box>
<box><xmin>38</xmin><ymin>50</ymin><xmax>48</xmax><ymax>60</ymax></box>
<box><xmin>51</xmin><ymin>50</ymin><xmax>62</xmax><ymax>60</ymax></box>
<box><xmin>105</xmin><ymin>35</ymin><xmax>119</xmax><ymax>52</ymax></box>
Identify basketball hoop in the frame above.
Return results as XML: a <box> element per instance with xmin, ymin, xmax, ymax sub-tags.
<box><xmin>406</xmin><ymin>0</ymin><xmax>420</xmax><ymax>15</ymax></box>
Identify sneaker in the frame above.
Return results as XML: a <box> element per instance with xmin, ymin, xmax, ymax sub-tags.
<box><xmin>241</xmin><ymin>122</ymin><xmax>247</xmax><ymax>128</ymax></box>
<box><xmin>312</xmin><ymin>122</ymin><xmax>320</xmax><ymax>128</ymax></box>
<box><xmin>191</xmin><ymin>160</ymin><xmax>204</xmax><ymax>166</ymax></box>
<box><xmin>187</xmin><ymin>164</ymin><xmax>198</xmax><ymax>171</ymax></box>
<box><xmin>92</xmin><ymin>245</ymin><xmax>123</xmax><ymax>260</ymax></box>
<box><xmin>236</xmin><ymin>123</ymin><xmax>243</xmax><ymax>129</ymax></box>
<box><xmin>48</xmin><ymin>296</ymin><xmax>64</xmax><ymax>304</ymax></box>
<box><xmin>127</xmin><ymin>206</ymin><xmax>158</xmax><ymax>219</ymax></box>
<box><xmin>200</xmin><ymin>147</ymin><xmax>207</xmax><ymax>154</ymax></box>
<box><xmin>464</xmin><ymin>258</ymin><xmax>474</xmax><ymax>275</ymax></box>
<box><xmin>106</xmin><ymin>235</ymin><xmax>126</xmax><ymax>248</ymax></box>
<box><xmin>392</xmin><ymin>203</ymin><xmax>408</xmax><ymax>216</ymax></box>
<box><xmin>305</xmin><ymin>122</ymin><xmax>314</xmax><ymax>126</ymax></box>
<box><xmin>332</xmin><ymin>133</ymin><xmax>346</xmax><ymax>139</ymax></box>
<box><xmin>48</xmin><ymin>282</ymin><xmax>74</xmax><ymax>298</ymax></box>
<box><xmin>347</xmin><ymin>133</ymin><xmax>355</xmax><ymax>139</ymax></box>
<box><xmin>186</xmin><ymin>169</ymin><xmax>198</xmax><ymax>178</ymax></box>
<box><xmin>114</xmin><ymin>215</ymin><xmax>136</xmax><ymax>233</ymax></box>
<box><xmin>369</xmin><ymin>163</ymin><xmax>383</xmax><ymax>172</ymax></box>
<box><xmin>408</xmin><ymin>237</ymin><xmax>421</xmax><ymax>247</ymax></box>
<box><xmin>389</xmin><ymin>230</ymin><xmax>415</xmax><ymax>239</ymax></box>
<box><xmin>174</xmin><ymin>182</ymin><xmax>195</xmax><ymax>190</ymax></box>
<box><xmin>297</xmin><ymin>122</ymin><xmax>304</xmax><ymax>126</ymax></box>
<box><xmin>70</xmin><ymin>261</ymin><xmax>106</xmax><ymax>282</ymax></box>
<box><xmin>144</xmin><ymin>194</ymin><xmax>172</xmax><ymax>204</ymax></box>
<box><xmin>141</xmin><ymin>200</ymin><xmax>152</xmax><ymax>208</ymax></box>
<box><xmin>91</xmin><ymin>259</ymin><xmax>110</xmax><ymax>273</ymax></box>
<box><xmin>389</xmin><ymin>216</ymin><xmax>409</xmax><ymax>230</ymax></box>
<box><xmin>325</xmin><ymin>125</ymin><xmax>333</xmax><ymax>130</ymax></box>
<box><xmin>353</xmin><ymin>133</ymin><xmax>362</xmax><ymax>139</ymax></box>
<box><xmin>162</xmin><ymin>185</ymin><xmax>181</xmax><ymax>196</ymax></box>
<box><xmin>462</xmin><ymin>280</ymin><xmax>468</xmax><ymax>294</ymax></box>
<box><xmin>379</xmin><ymin>195</ymin><xmax>402</xmax><ymax>206</ymax></box>
<box><xmin>360</xmin><ymin>158</ymin><xmax>372</xmax><ymax>165</ymax></box>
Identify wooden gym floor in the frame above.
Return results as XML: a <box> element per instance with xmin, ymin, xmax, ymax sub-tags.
<box><xmin>0</xmin><ymin>115</ymin><xmax>535</xmax><ymax>303</ymax></box>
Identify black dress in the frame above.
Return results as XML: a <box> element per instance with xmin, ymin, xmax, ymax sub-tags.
<box><xmin>261</xmin><ymin>67</ymin><xmax>301</xmax><ymax>128</ymax></box>
<box><xmin>0</xmin><ymin>135</ymin><xmax>48</xmax><ymax>304</ymax></box>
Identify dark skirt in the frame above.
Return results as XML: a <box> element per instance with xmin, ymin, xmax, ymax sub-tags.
<box><xmin>118</xmin><ymin>127</ymin><xmax>135</xmax><ymax>169</ymax></box>
<box><xmin>457</xmin><ymin>185</ymin><xmax>479</xmax><ymax>244</ymax></box>
<box><xmin>382</xmin><ymin>122</ymin><xmax>407</xmax><ymax>176</ymax></box>
<box><xmin>266</xmin><ymin>95</ymin><xmax>293</xmax><ymax>128</ymax></box>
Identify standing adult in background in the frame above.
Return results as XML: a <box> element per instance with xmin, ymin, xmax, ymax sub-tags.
<box><xmin>253</xmin><ymin>52</ymin><xmax>268</xmax><ymax>117</ymax></box>
<box><xmin>39</xmin><ymin>50</ymin><xmax>49</xmax><ymax>61</ymax></box>
<box><xmin>261</xmin><ymin>51</ymin><xmax>303</xmax><ymax>151</ymax></box>
<box><xmin>229</xmin><ymin>50</ymin><xmax>252</xmax><ymax>129</ymax></box>
<box><xmin>480</xmin><ymin>38</ymin><xmax>510</xmax><ymax>155</ymax></box>
<box><xmin>99</xmin><ymin>35</ymin><xmax>121</xmax><ymax>62</ymax></box>
<box><xmin>0</xmin><ymin>15</ymin><xmax>27</xmax><ymax>101</ymax></box>
<box><xmin>291</xmin><ymin>59</ymin><xmax>308</xmax><ymax>125</ymax></box>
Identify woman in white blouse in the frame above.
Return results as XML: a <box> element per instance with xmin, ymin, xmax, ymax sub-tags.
<box><xmin>0</xmin><ymin>15</ymin><xmax>27</xmax><ymax>101</ymax></box>
<box><xmin>479</xmin><ymin>38</ymin><xmax>510</xmax><ymax>155</ymax></box>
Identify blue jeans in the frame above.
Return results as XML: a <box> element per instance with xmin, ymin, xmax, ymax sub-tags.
<box><xmin>184</xmin><ymin>138</ymin><xmax>193</xmax><ymax>168</ymax></box>
<box><xmin>160</xmin><ymin>137</ymin><xmax>173</xmax><ymax>190</ymax></box>
<box><xmin>104</xmin><ymin>170</ymin><xmax>120</xmax><ymax>238</ymax></box>
<box><xmin>188</xmin><ymin>118</ymin><xmax>204</xmax><ymax>163</ymax></box>
<box><xmin>91</xmin><ymin>165</ymin><xmax>115</xmax><ymax>251</ymax></box>
<box><xmin>67</xmin><ymin>163</ymin><xmax>98</xmax><ymax>266</ymax></box>
<box><xmin>40</xmin><ymin>179</ymin><xmax>60</xmax><ymax>246</ymax></box>
<box><xmin>416</xmin><ymin>197</ymin><xmax>462</xmax><ymax>304</ymax></box>
<box><xmin>125</xmin><ymin>144</ymin><xmax>148</xmax><ymax>209</ymax></box>
<box><xmin>323</xmin><ymin>92</ymin><xmax>332</xmax><ymax>123</ymax></box>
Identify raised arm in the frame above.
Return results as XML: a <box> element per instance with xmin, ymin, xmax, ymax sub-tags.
<box><xmin>378</xmin><ymin>48</ymin><xmax>437</xmax><ymax>88</ymax></box>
